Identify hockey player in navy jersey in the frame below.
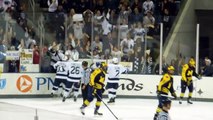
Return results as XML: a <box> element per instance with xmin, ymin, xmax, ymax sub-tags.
<box><xmin>154</xmin><ymin>66</ymin><xmax>177</xmax><ymax>120</ymax></box>
<box><xmin>80</xmin><ymin>62</ymin><xmax>107</xmax><ymax>116</ymax></box>
<box><xmin>157</xmin><ymin>98</ymin><xmax>172</xmax><ymax>120</ymax></box>
<box><xmin>106</xmin><ymin>57</ymin><xmax>127</xmax><ymax>103</ymax></box>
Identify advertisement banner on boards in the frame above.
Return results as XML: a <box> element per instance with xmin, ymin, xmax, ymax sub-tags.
<box><xmin>20</xmin><ymin>49</ymin><xmax>33</xmax><ymax>64</ymax></box>
<box><xmin>0</xmin><ymin>73</ymin><xmax>212</xmax><ymax>100</ymax></box>
<box><xmin>6</xmin><ymin>51</ymin><xmax>20</xmax><ymax>60</ymax></box>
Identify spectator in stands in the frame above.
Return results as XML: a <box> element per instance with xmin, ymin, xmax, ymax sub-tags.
<box><xmin>8</xmin><ymin>46</ymin><xmax>19</xmax><ymax>72</ymax></box>
<box><xmin>59</xmin><ymin>0</ymin><xmax>69</xmax><ymax>13</ymax></box>
<box><xmin>162</xmin><ymin>8</ymin><xmax>171</xmax><ymax>40</ymax></box>
<box><xmin>102</xmin><ymin>16</ymin><xmax>113</xmax><ymax>36</ymax></box>
<box><xmin>143</xmin><ymin>0</ymin><xmax>154</xmax><ymax>15</ymax></box>
<box><xmin>77</xmin><ymin>0</ymin><xmax>87</xmax><ymax>13</ymax></box>
<box><xmin>10</xmin><ymin>32</ymin><xmax>19</xmax><ymax>50</ymax></box>
<box><xmin>132</xmin><ymin>42</ymin><xmax>143</xmax><ymax>73</ymax></box>
<box><xmin>111</xmin><ymin>30</ymin><xmax>118</xmax><ymax>47</ymax></box>
<box><xmin>33</xmin><ymin>45</ymin><xmax>40</xmax><ymax>64</ymax></box>
<box><xmin>82</xmin><ymin>9</ymin><xmax>93</xmax><ymax>37</ymax></box>
<box><xmin>47</xmin><ymin>0</ymin><xmax>58</xmax><ymax>32</ymax></box>
<box><xmin>25</xmin><ymin>32</ymin><xmax>36</xmax><ymax>49</ymax></box>
<box><xmin>73</xmin><ymin>18</ymin><xmax>84</xmax><ymax>41</ymax></box>
<box><xmin>94</xmin><ymin>0</ymin><xmax>105</xmax><ymax>13</ymax></box>
<box><xmin>119</xmin><ymin>19</ymin><xmax>129</xmax><ymax>40</ymax></box>
<box><xmin>130</xmin><ymin>7</ymin><xmax>143</xmax><ymax>24</ymax></box>
<box><xmin>111</xmin><ymin>45</ymin><xmax>123</xmax><ymax>62</ymax></box>
<box><xmin>55</xmin><ymin>5</ymin><xmax>66</xmax><ymax>43</ymax></box>
<box><xmin>154</xmin><ymin>56</ymin><xmax>169</xmax><ymax>74</ymax></box>
<box><xmin>170</xmin><ymin>59</ymin><xmax>178</xmax><ymax>75</ymax></box>
<box><xmin>131</xmin><ymin>0</ymin><xmax>142</xmax><ymax>12</ymax></box>
<box><xmin>17</xmin><ymin>38</ymin><xmax>25</xmax><ymax>51</ymax></box>
<box><xmin>17</xmin><ymin>4</ymin><xmax>27</xmax><ymax>28</ymax></box>
<box><xmin>118</xmin><ymin>3</ymin><xmax>131</xmax><ymax>24</ymax></box>
<box><xmin>201</xmin><ymin>58</ymin><xmax>213</xmax><ymax>76</ymax></box>
<box><xmin>94</xmin><ymin>10</ymin><xmax>103</xmax><ymax>34</ymax></box>
<box><xmin>40</xmin><ymin>46</ymin><xmax>51</xmax><ymax>73</ymax></box>
<box><xmin>1</xmin><ymin>0</ymin><xmax>12</xmax><ymax>12</ymax></box>
<box><xmin>91</xmin><ymin>35</ymin><xmax>102</xmax><ymax>54</ymax></box>
<box><xmin>161</xmin><ymin>0</ymin><xmax>170</xmax><ymax>15</ymax></box>
<box><xmin>133</xmin><ymin>22</ymin><xmax>146</xmax><ymax>42</ymax></box>
<box><xmin>107</xmin><ymin>9</ymin><xmax>118</xmax><ymax>25</ymax></box>
<box><xmin>67</xmin><ymin>8</ymin><xmax>75</xmax><ymax>32</ymax></box>
<box><xmin>102</xmin><ymin>32</ymin><xmax>112</xmax><ymax>59</ymax></box>
<box><xmin>120</xmin><ymin>33</ymin><xmax>134</xmax><ymax>61</ymax></box>
<box><xmin>143</xmin><ymin>11</ymin><xmax>155</xmax><ymax>28</ymax></box>
<box><xmin>169</xmin><ymin>0</ymin><xmax>178</xmax><ymax>20</ymax></box>
<box><xmin>47</xmin><ymin>0</ymin><xmax>58</xmax><ymax>13</ymax></box>
<box><xmin>141</xmin><ymin>50</ymin><xmax>154</xmax><ymax>74</ymax></box>
<box><xmin>79</xmin><ymin>34</ymin><xmax>91</xmax><ymax>58</ymax></box>
<box><xmin>92</xmin><ymin>46</ymin><xmax>101</xmax><ymax>59</ymax></box>
<box><xmin>177</xmin><ymin>54</ymin><xmax>185</xmax><ymax>75</ymax></box>
<box><xmin>0</xmin><ymin>39</ymin><xmax>7</xmax><ymax>63</ymax></box>
<box><xmin>143</xmin><ymin>11</ymin><xmax>155</xmax><ymax>37</ymax></box>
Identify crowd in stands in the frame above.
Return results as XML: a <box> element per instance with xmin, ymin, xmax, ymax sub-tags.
<box><xmin>0</xmin><ymin>0</ymin><xmax>212</xmax><ymax>76</ymax></box>
<box><xmin>38</xmin><ymin>0</ymin><xmax>181</xmax><ymax>74</ymax></box>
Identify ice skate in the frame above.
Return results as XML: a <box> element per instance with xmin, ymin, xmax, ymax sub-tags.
<box><xmin>107</xmin><ymin>98</ymin><xmax>115</xmax><ymax>104</ymax></box>
<box><xmin>94</xmin><ymin>110</ymin><xmax>103</xmax><ymax>116</ymax></box>
<box><xmin>187</xmin><ymin>98</ymin><xmax>193</xmax><ymax>104</ymax></box>
<box><xmin>80</xmin><ymin>106</ymin><xmax>85</xmax><ymax>115</ymax></box>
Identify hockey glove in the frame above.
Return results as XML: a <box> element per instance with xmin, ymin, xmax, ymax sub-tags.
<box><xmin>172</xmin><ymin>93</ymin><xmax>177</xmax><ymax>99</ymax></box>
<box><xmin>102</xmin><ymin>88</ymin><xmax>105</xmax><ymax>94</ymax></box>
<box><xmin>197</xmin><ymin>75</ymin><xmax>202</xmax><ymax>80</ymax></box>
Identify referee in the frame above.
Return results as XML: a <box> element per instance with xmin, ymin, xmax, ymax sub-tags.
<box><xmin>81</xmin><ymin>61</ymin><xmax>90</xmax><ymax>102</ymax></box>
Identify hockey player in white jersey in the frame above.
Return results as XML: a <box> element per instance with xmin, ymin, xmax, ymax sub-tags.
<box><xmin>62</xmin><ymin>52</ymin><xmax>83</xmax><ymax>102</ymax></box>
<box><xmin>106</xmin><ymin>57</ymin><xmax>127</xmax><ymax>103</ymax></box>
<box><xmin>48</xmin><ymin>42</ymin><xmax>66</xmax><ymax>73</ymax></box>
<box><xmin>51</xmin><ymin>55</ymin><xmax>69</xmax><ymax>97</ymax></box>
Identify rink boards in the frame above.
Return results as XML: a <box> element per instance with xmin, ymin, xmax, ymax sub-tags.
<box><xmin>0</xmin><ymin>73</ymin><xmax>212</xmax><ymax>100</ymax></box>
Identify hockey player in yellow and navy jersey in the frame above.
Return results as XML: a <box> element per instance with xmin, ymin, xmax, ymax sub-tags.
<box><xmin>179</xmin><ymin>58</ymin><xmax>201</xmax><ymax>104</ymax></box>
<box><xmin>154</xmin><ymin>66</ymin><xmax>177</xmax><ymax>120</ymax></box>
<box><xmin>80</xmin><ymin>62</ymin><xmax>107</xmax><ymax>116</ymax></box>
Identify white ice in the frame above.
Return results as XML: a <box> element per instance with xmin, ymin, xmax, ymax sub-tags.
<box><xmin>0</xmin><ymin>98</ymin><xmax>213</xmax><ymax>120</ymax></box>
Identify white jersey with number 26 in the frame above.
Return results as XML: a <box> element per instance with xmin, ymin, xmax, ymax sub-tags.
<box><xmin>67</xmin><ymin>61</ymin><xmax>83</xmax><ymax>82</ymax></box>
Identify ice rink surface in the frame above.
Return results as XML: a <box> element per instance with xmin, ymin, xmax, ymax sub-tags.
<box><xmin>0</xmin><ymin>97</ymin><xmax>213</xmax><ymax>120</ymax></box>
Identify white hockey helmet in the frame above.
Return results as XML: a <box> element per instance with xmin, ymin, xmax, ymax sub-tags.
<box><xmin>72</xmin><ymin>52</ymin><xmax>79</xmax><ymax>61</ymax></box>
<box><xmin>112</xmin><ymin>57</ymin><xmax>119</xmax><ymax>64</ymax></box>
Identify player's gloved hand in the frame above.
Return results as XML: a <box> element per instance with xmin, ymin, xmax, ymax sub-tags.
<box><xmin>156</xmin><ymin>91</ymin><xmax>161</xmax><ymax>97</ymax></box>
<box><xmin>187</xmin><ymin>81</ymin><xmax>192</xmax><ymax>86</ymax></box>
<box><xmin>92</xmin><ymin>88</ymin><xmax>97</xmax><ymax>96</ymax></box>
<box><xmin>172</xmin><ymin>93</ymin><xmax>177</xmax><ymax>99</ymax></box>
<box><xmin>102</xmin><ymin>88</ymin><xmax>105</xmax><ymax>94</ymax></box>
<box><xmin>198</xmin><ymin>75</ymin><xmax>202</xmax><ymax>80</ymax></box>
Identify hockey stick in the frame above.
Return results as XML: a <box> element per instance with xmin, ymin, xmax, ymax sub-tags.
<box><xmin>159</xmin><ymin>94</ymin><xmax>175</xmax><ymax>99</ymax></box>
<box><xmin>96</xmin><ymin>93</ymin><xmax>119</xmax><ymax>120</ymax></box>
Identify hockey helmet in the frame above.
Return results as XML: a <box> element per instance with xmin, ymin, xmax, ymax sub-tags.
<box><xmin>112</xmin><ymin>57</ymin><xmax>119</xmax><ymax>64</ymax></box>
<box><xmin>167</xmin><ymin>66</ymin><xmax>175</xmax><ymax>71</ymax></box>
<box><xmin>189</xmin><ymin>58</ymin><xmax>195</xmax><ymax>67</ymax></box>
<box><xmin>100</xmin><ymin>62</ymin><xmax>107</xmax><ymax>67</ymax></box>
<box><xmin>82</xmin><ymin>61</ymin><xmax>88</xmax><ymax>67</ymax></box>
<box><xmin>162</xmin><ymin>98</ymin><xmax>172</xmax><ymax>106</ymax></box>
<box><xmin>72</xmin><ymin>52</ymin><xmax>79</xmax><ymax>61</ymax></box>
<box><xmin>100</xmin><ymin>62</ymin><xmax>108</xmax><ymax>71</ymax></box>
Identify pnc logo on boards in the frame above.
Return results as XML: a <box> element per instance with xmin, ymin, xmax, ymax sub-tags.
<box><xmin>16</xmin><ymin>75</ymin><xmax>33</xmax><ymax>93</ymax></box>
